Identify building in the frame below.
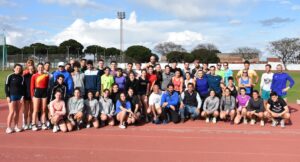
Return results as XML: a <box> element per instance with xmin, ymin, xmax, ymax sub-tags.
<box><xmin>217</xmin><ymin>53</ymin><xmax>259</xmax><ymax>63</ymax></box>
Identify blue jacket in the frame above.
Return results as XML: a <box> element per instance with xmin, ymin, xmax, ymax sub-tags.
<box><xmin>207</xmin><ymin>74</ymin><xmax>222</xmax><ymax>94</ymax></box>
<box><xmin>161</xmin><ymin>91</ymin><xmax>180</xmax><ymax>109</ymax></box>
<box><xmin>53</xmin><ymin>70</ymin><xmax>74</xmax><ymax>96</ymax></box>
<box><xmin>84</xmin><ymin>69</ymin><xmax>101</xmax><ymax>93</ymax></box>
<box><xmin>271</xmin><ymin>72</ymin><xmax>295</xmax><ymax>97</ymax></box>
<box><xmin>195</xmin><ymin>77</ymin><xmax>209</xmax><ymax>97</ymax></box>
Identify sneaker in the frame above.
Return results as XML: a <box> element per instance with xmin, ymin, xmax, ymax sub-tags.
<box><xmin>260</xmin><ymin>120</ymin><xmax>265</xmax><ymax>126</ymax></box>
<box><xmin>46</xmin><ymin>121</ymin><xmax>51</xmax><ymax>127</ymax></box>
<box><xmin>86</xmin><ymin>124</ymin><xmax>91</xmax><ymax>128</ymax></box>
<box><xmin>162</xmin><ymin>120</ymin><xmax>168</xmax><ymax>125</ymax></box>
<box><xmin>6</xmin><ymin>127</ymin><xmax>13</xmax><ymax>134</ymax></box>
<box><xmin>181</xmin><ymin>118</ymin><xmax>185</xmax><ymax>123</ymax></box>
<box><xmin>69</xmin><ymin>118</ymin><xmax>76</xmax><ymax>126</ymax></box>
<box><xmin>28</xmin><ymin>124</ymin><xmax>32</xmax><ymax>130</ymax></box>
<box><xmin>250</xmin><ymin>119</ymin><xmax>256</xmax><ymax>125</ymax></box>
<box><xmin>32</xmin><ymin>124</ymin><xmax>38</xmax><ymax>131</ymax></box>
<box><xmin>243</xmin><ymin>118</ymin><xmax>248</xmax><ymax>125</ymax></box>
<box><xmin>41</xmin><ymin>124</ymin><xmax>48</xmax><ymax>130</ymax></box>
<box><xmin>37</xmin><ymin>121</ymin><xmax>42</xmax><ymax>127</ymax></box>
<box><xmin>14</xmin><ymin>126</ymin><xmax>23</xmax><ymax>133</ymax></box>
<box><xmin>280</xmin><ymin>119</ymin><xmax>285</xmax><ymax>128</ymax></box>
<box><xmin>212</xmin><ymin>117</ymin><xmax>217</xmax><ymax>124</ymax></box>
<box><xmin>154</xmin><ymin>118</ymin><xmax>161</xmax><ymax>124</ymax></box>
<box><xmin>119</xmin><ymin>124</ymin><xmax>126</xmax><ymax>129</ymax></box>
<box><xmin>52</xmin><ymin>125</ymin><xmax>59</xmax><ymax>133</ymax></box>
<box><xmin>205</xmin><ymin>117</ymin><xmax>210</xmax><ymax>123</ymax></box>
<box><xmin>271</xmin><ymin>119</ymin><xmax>278</xmax><ymax>127</ymax></box>
<box><xmin>23</xmin><ymin>124</ymin><xmax>29</xmax><ymax>130</ymax></box>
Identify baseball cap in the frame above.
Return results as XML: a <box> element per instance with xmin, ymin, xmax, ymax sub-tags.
<box><xmin>57</xmin><ymin>62</ymin><xmax>65</xmax><ymax>67</ymax></box>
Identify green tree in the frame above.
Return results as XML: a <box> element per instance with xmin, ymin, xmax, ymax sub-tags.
<box><xmin>125</xmin><ymin>45</ymin><xmax>152</xmax><ymax>63</ymax></box>
<box><xmin>58</xmin><ymin>39</ymin><xmax>84</xmax><ymax>55</ymax></box>
<box><xmin>5</xmin><ymin>45</ymin><xmax>21</xmax><ymax>55</ymax></box>
<box><xmin>183</xmin><ymin>53</ymin><xmax>194</xmax><ymax>63</ymax></box>
<box><xmin>166</xmin><ymin>51</ymin><xmax>188</xmax><ymax>62</ymax></box>
<box><xmin>191</xmin><ymin>49</ymin><xmax>220</xmax><ymax>63</ymax></box>
<box><xmin>84</xmin><ymin>45</ymin><xmax>106</xmax><ymax>55</ymax></box>
<box><xmin>105</xmin><ymin>47</ymin><xmax>121</xmax><ymax>56</ymax></box>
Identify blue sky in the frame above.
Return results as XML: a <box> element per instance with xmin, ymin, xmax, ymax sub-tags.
<box><xmin>0</xmin><ymin>0</ymin><xmax>300</xmax><ymax>57</ymax></box>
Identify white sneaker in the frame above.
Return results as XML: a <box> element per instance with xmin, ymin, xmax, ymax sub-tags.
<box><xmin>280</xmin><ymin>119</ymin><xmax>285</xmax><ymax>128</ymax></box>
<box><xmin>23</xmin><ymin>124</ymin><xmax>29</xmax><ymax>130</ymax></box>
<box><xmin>260</xmin><ymin>120</ymin><xmax>265</xmax><ymax>126</ymax></box>
<box><xmin>119</xmin><ymin>124</ymin><xmax>126</xmax><ymax>129</ymax></box>
<box><xmin>212</xmin><ymin>117</ymin><xmax>217</xmax><ymax>124</ymax></box>
<box><xmin>32</xmin><ymin>124</ymin><xmax>38</xmax><ymax>131</ymax></box>
<box><xmin>271</xmin><ymin>119</ymin><xmax>278</xmax><ymax>127</ymax></box>
<box><xmin>37</xmin><ymin>121</ymin><xmax>42</xmax><ymax>127</ymax></box>
<box><xmin>243</xmin><ymin>118</ymin><xmax>248</xmax><ymax>124</ymax></box>
<box><xmin>250</xmin><ymin>119</ymin><xmax>256</xmax><ymax>125</ymax></box>
<box><xmin>86</xmin><ymin>124</ymin><xmax>91</xmax><ymax>128</ymax></box>
<box><xmin>205</xmin><ymin>117</ymin><xmax>210</xmax><ymax>123</ymax></box>
<box><xmin>41</xmin><ymin>124</ymin><xmax>48</xmax><ymax>130</ymax></box>
<box><xmin>52</xmin><ymin>125</ymin><xmax>59</xmax><ymax>133</ymax></box>
<box><xmin>14</xmin><ymin>126</ymin><xmax>22</xmax><ymax>133</ymax></box>
<box><xmin>6</xmin><ymin>127</ymin><xmax>13</xmax><ymax>134</ymax></box>
<box><xmin>46</xmin><ymin>121</ymin><xmax>51</xmax><ymax>127</ymax></box>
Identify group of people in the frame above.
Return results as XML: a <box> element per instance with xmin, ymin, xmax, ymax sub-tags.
<box><xmin>5</xmin><ymin>56</ymin><xmax>295</xmax><ymax>134</ymax></box>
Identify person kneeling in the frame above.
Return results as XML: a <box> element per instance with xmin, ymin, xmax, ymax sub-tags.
<box><xmin>49</xmin><ymin>90</ymin><xmax>69</xmax><ymax>133</ymax></box>
<box><xmin>201</xmin><ymin>90</ymin><xmax>219</xmax><ymax>124</ymax></box>
<box><xmin>148</xmin><ymin>85</ymin><xmax>163</xmax><ymax>124</ymax></box>
<box><xmin>84</xmin><ymin>91</ymin><xmax>100</xmax><ymax>128</ymax></box>
<box><xmin>220</xmin><ymin>88</ymin><xmax>236</xmax><ymax>124</ymax></box>
<box><xmin>180</xmin><ymin>83</ymin><xmax>201</xmax><ymax>123</ymax></box>
<box><xmin>116</xmin><ymin>93</ymin><xmax>134</xmax><ymax>129</ymax></box>
<box><xmin>246</xmin><ymin>90</ymin><xmax>265</xmax><ymax>126</ymax></box>
<box><xmin>265</xmin><ymin>92</ymin><xmax>290</xmax><ymax>128</ymax></box>
<box><xmin>161</xmin><ymin>84</ymin><xmax>180</xmax><ymax>124</ymax></box>
<box><xmin>68</xmin><ymin>88</ymin><xmax>84</xmax><ymax>130</ymax></box>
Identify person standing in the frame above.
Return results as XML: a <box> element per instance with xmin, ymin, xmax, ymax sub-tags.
<box><xmin>207</xmin><ymin>66</ymin><xmax>222</xmax><ymax>97</ymax></box>
<box><xmin>236</xmin><ymin>60</ymin><xmax>259</xmax><ymax>92</ymax></box>
<box><xmin>53</xmin><ymin>62</ymin><xmax>74</xmax><ymax>97</ymax></box>
<box><xmin>84</xmin><ymin>60</ymin><xmax>100</xmax><ymax>98</ymax></box>
<box><xmin>101</xmin><ymin>67</ymin><xmax>114</xmax><ymax>93</ymax></box>
<box><xmin>271</xmin><ymin>64</ymin><xmax>294</xmax><ymax>102</ymax></box>
<box><xmin>223</xmin><ymin>62</ymin><xmax>233</xmax><ymax>86</ymax></box>
<box><xmin>5</xmin><ymin>64</ymin><xmax>24</xmax><ymax>134</ymax></box>
<box><xmin>260</xmin><ymin>64</ymin><xmax>273</xmax><ymax>107</ymax></box>
<box><xmin>71</xmin><ymin>61</ymin><xmax>85</xmax><ymax>97</ymax></box>
<box><xmin>161</xmin><ymin>65</ymin><xmax>173</xmax><ymax>92</ymax></box>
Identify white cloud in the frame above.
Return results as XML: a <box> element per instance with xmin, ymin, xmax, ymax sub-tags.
<box><xmin>39</xmin><ymin>0</ymin><xmax>104</xmax><ymax>9</ymax></box>
<box><xmin>0</xmin><ymin>0</ymin><xmax>17</xmax><ymax>6</ymax></box>
<box><xmin>228</xmin><ymin>19</ymin><xmax>242</xmax><ymax>25</ymax></box>
<box><xmin>51</xmin><ymin>11</ymin><xmax>207</xmax><ymax>50</ymax></box>
<box><xmin>291</xmin><ymin>5</ymin><xmax>300</xmax><ymax>10</ymax></box>
<box><xmin>133</xmin><ymin>0</ymin><xmax>256</xmax><ymax>20</ymax></box>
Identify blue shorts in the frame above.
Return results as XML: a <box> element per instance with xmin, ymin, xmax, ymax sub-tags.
<box><xmin>10</xmin><ymin>95</ymin><xmax>22</xmax><ymax>102</ymax></box>
<box><xmin>261</xmin><ymin>90</ymin><xmax>270</xmax><ymax>100</ymax></box>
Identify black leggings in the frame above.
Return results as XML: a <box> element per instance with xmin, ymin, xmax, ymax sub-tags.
<box><xmin>162</xmin><ymin>108</ymin><xmax>180</xmax><ymax>123</ymax></box>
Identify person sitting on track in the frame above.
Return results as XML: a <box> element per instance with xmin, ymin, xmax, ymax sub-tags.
<box><xmin>148</xmin><ymin>84</ymin><xmax>163</xmax><ymax>124</ymax></box>
<box><xmin>49</xmin><ymin>90</ymin><xmax>69</xmax><ymax>133</ymax></box>
<box><xmin>115</xmin><ymin>92</ymin><xmax>134</xmax><ymax>129</ymax></box>
<box><xmin>246</xmin><ymin>90</ymin><xmax>265</xmax><ymax>126</ymax></box>
<box><xmin>84</xmin><ymin>91</ymin><xmax>100</xmax><ymax>128</ymax></box>
<box><xmin>220</xmin><ymin>88</ymin><xmax>236</xmax><ymax>124</ymax></box>
<box><xmin>99</xmin><ymin>89</ymin><xmax>115</xmax><ymax>126</ymax></box>
<box><xmin>201</xmin><ymin>90</ymin><xmax>219</xmax><ymax>124</ymax></box>
<box><xmin>67</xmin><ymin>88</ymin><xmax>84</xmax><ymax>130</ymax></box>
<box><xmin>265</xmin><ymin>92</ymin><xmax>290</xmax><ymax>128</ymax></box>
<box><xmin>234</xmin><ymin>88</ymin><xmax>250</xmax><ymax>125</ymax></box>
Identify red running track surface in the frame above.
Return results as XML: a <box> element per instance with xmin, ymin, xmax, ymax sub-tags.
<box><xmin>0</xmin><ymin>100</ymin><xmax>300</xmax><ymax>162</ymax></box>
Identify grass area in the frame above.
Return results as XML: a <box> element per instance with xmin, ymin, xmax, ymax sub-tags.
<box><xmin>0</xmin><ymin>70</ymin><xmax>299</xmax><ymax>103</ymax></box>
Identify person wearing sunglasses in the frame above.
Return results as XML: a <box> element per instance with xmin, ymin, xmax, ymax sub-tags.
<box><xmin>223</xmin><ymin>62</ymin><xmax>233</xmax><ymax>86</ymax></box>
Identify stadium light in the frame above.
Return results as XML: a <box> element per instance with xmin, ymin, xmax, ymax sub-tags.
<box><xmin>117</xmin><ymin>11</ymin><xmax>125</xmax><ymax>62</ymax></box>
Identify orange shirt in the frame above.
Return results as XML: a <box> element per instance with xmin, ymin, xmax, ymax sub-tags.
<box><xmin>30</xmin><ymin>73</ymin><xmax>49</xmax><ymax>97</ymax></box>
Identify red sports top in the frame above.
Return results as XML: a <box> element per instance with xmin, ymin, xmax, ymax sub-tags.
<box><xmin>30</xmin><ymin>73</ymin><xmax>49</xmax><ymax>97</ymax></box>
<box><xmin>147</xmin><ymin>73</ymin><xmax>157</xmax><ymax>87</ymax></box>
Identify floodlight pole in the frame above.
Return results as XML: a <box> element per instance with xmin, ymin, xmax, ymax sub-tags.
<box><xmin>117</xmin><ymin>11</ymin><xmax>125</xmax><ymax>62</ymax></box>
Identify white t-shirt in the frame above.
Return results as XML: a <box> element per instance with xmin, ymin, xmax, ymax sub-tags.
<box><xmin>260</xmin><ymin>72</ymin><xmax>273</xmax><ymax>91</ymax></box>
<box><xmin>149</xmin><ymin>92</ymin><xmax>162</xmax><ymax>107</ymax></box>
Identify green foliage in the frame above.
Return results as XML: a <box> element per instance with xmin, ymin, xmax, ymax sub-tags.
<box><xmin>106</xmin><ymin>47</ymin><xmax>121</xmax><ymax>56</ymax></box>
<box><xmin>191</xmin><ymin>48</ymin><xmax>220</xmax><ymax>63</ymax></box>
<box><xmin>125</xmin><ymin>45</ymin><xmax>152</xmax><ymax>63</ymax></box>
<box><xmin>84</xmin><ymin>45</ymin><xmax>106</xmax><ymax>55</ymax></box>
<box><xmin>58</xmin><ymin>39</ymin><xmax>84</xmax><ymax>54</ymax></box>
